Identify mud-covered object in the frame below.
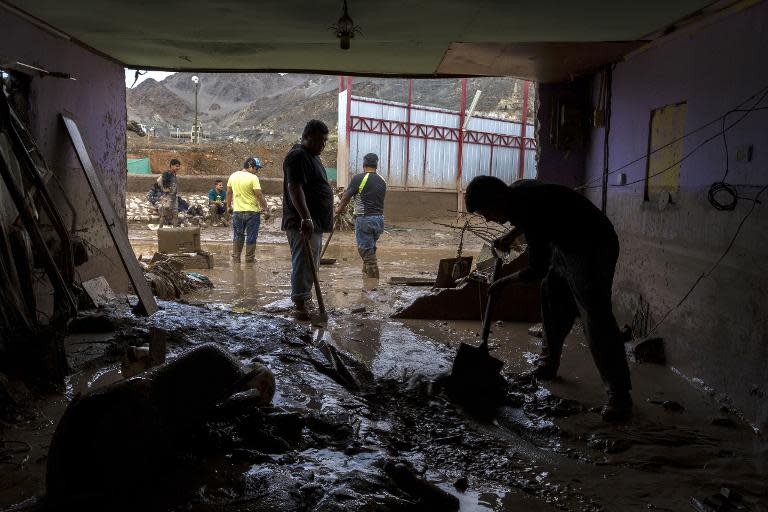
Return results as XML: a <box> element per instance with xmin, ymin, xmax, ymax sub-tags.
<box><xmin>46</xmin><ymin>343</ymin><xmax>274</xmax><ymax>508</ymax></box>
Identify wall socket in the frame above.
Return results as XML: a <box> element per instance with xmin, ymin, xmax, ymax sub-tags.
<box><xmin>735</xmin><ymin>144</ymin><xmax>753</xmax><ymax>162</ymax></box>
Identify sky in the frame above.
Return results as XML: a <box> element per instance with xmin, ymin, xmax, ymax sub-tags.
<box><xmin>124</xmin><ymin>69</ymin><xmax>175</xmax><ymax>88</ymax></box>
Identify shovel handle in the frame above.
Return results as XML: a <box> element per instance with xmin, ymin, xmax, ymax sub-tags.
<box><xmin>305</xmin><ymin>237</ymin><xmax>327</xmax><ymax>319</ymax></box>
<box><xmin>479</xmin><ymin>256</ymin><xmax>504</xmax><ymax>348</ymax></box>
<box><xmin>320</xmin><ymin>215</ymin><xmax>338</xmax><ymax>260</ymax></box>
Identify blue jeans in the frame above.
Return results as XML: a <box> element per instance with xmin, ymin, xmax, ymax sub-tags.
<box><xmin>232</xmin><ymin>211</ymin><xmax>261</xmax><ymax>245</ymax></box>
<box><xmin>355</xmin><ymin>215</ymin><xmax>384</xmax><ymax>252</ymax></box>
<box><xmin>286</xmin><ymin>229</ymin><xmax>322</xmax><ymax>302</ymax></box>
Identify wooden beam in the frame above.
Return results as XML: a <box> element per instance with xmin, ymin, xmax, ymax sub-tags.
<box><xmin>61</xmin><ymin>114</ymin><xmax>158</xmax><ymax>316</ymax></box>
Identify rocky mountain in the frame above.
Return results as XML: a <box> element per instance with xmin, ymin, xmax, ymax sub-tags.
<box><xmin>126</xmin><ymin>73</ymin><xmax>535</xmax><ymax>140</ymax></box>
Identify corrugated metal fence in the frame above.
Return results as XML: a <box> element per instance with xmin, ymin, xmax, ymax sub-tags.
<box><xmin>342</xmin><ymin>95</ymin><xmax>536</xmax><ymax>190</ymax></box>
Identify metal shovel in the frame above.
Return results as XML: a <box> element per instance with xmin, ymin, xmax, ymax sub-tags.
<box><xmin>447</xmin><ymin>254</ymin><xmax>505</xmax><ymax>400</ymax></box>
<box><xmin>305</xmin><ymin>237</ymin><xmax>328</xmax><ymax>327</ymax></box>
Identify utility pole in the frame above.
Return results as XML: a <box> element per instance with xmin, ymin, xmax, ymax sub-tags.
<box><xmin>191</xmin><ymin>75</ymin><xmax>200</xmax><ymax>143</ymax></box>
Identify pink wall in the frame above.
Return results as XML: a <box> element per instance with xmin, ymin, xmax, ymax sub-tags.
<box><xmin>1</xmin><ymin>7</ymin><xmax>129</xmax><ymax>290</ymax></box>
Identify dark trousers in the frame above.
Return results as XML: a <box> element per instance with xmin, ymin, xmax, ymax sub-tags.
<box><xmin>539</xmin><ymin>235</ymin><xmax>631</xmax><ymax>394</ymax></box>
<box><xmin>232</xmin><ymin>211</ymin><xmax>261</xmax><ymax>245</ymax></box>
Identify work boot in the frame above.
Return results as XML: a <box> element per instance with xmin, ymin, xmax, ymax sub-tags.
<box><xmin>601</xmin><ymin>390</ymin><xmax>633</xmax><ymax>423</ymax></box>
<box><xmin>244</xmin><ymin>244</ymin><xmax>257</xmax><ymax>263</ymax></box>
<box><xmin>357</xmin><ymin>247</ymin><xmax>368</xmax><ymax>274</ymax></box>
<box><xmin>367</xmin><ymin>252</ymin><xmax>380</xmax><ymax>278</ymax></box>
<box><xmin>232</xmin><ymin>240</ymin><xmax>244</xmax><ymax>263</ymax></box>
<box><xmin>290</xmin><ymin>299</ymin><xmax>312</xmax><ymax>321</ymax></box>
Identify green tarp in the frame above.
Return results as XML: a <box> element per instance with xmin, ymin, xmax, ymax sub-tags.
<box><xmin>127</xmin><ymin>158</ymin><xmax>151</xmax><ymax>174</ymax></box>
<box><xmin>325</xmin><ymin>167</ymin><xmax>337</xmax><ymax>181</ymax></box>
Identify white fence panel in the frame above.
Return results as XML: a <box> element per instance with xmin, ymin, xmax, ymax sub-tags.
<box><xmin>346</xmin><ymin>96</ymin><xmax>536</xmax><ymax>190</ymax></box>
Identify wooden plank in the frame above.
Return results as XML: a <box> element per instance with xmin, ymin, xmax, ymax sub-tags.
<box><xmin>61</xmin><ymin>114</ymin><xmax>158</xmax><ymax>315</ymax></box>
<box><xmin>388</xmin><ymin>276</ymin><xmax>436</xmax><ymax>286</ymax></box>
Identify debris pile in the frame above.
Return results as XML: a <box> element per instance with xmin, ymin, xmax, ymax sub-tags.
<box><xmin>333</xmin><ymin>192</ymin><xmax>355</xmax><ymax>230</ymax></box>
<box><xmin>142</xmin><ymin>255</ymin><xmax>213</xmax><ymax>299</ymax></box>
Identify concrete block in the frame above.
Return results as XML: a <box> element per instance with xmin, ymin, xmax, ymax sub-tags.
<box><xmin>157</xmin><ymin>227</ymin><xmax>201</xmax><ymax>254</ymax></box>
<box><xmin>81</xmin><ymin>277</ymin><xmax>116</xmax><ymax>308</ymax></box>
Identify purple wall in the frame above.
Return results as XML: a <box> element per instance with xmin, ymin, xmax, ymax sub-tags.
<box><xmin>1</xmin><ymin>7</ymin><xmax>129</xmax><ymax>290</ymax></box>
<box><xmin>581</xmin><ymin>2</ymin><xmax>768</xmax><ymax>430</ymax></box>
<box><xmin>535</xmin><ymin>79</ymin><xmax>591</xmax><ymax>187</ymax></box>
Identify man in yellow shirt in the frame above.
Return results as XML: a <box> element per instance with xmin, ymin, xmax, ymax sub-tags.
<box><xmin>226</xmin><ymin>157</ymin><xmax>268</xmax><ymax>263</ymax></box>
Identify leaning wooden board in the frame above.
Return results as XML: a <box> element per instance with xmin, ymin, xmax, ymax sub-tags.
<box><xmin>61</xmin><ymin>114</ymin><xmax>158</xmax><ymax>315</ymax></box>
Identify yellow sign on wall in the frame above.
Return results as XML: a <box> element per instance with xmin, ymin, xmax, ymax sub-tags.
<box><xmin>646</xmin><ymin>102</ymin><xmax>687</xmax><ymax>199</ymax></box>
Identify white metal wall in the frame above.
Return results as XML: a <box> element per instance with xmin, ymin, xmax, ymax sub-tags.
<box><xmin>346</xmin><ymin>96</ymin><xmax>536</xmax><ymax>190</ymax></box>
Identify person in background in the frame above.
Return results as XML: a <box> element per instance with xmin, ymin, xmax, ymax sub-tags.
<box><xmin>208</xmin><ymin>179</ymin><xmax>228</xmax><ymax>226</ymax></box>
<box><xmin>157</xmin><ymin>158</ymin><xmax>181</xmax><ymax>228</ymax></box>
<box><xmin>226</xmin><ymin>157</ymin><xmax>267</xmax><ymax>263</ymax></box>
<box><xmin>335</xmin><ymin>152</ymin><xmax>386</xmax><ymax>278</ymax></box>
<box><xmin>281</xmin><ymin>120</ymin><xmax>334</xmax><ymax>320</ymax></box>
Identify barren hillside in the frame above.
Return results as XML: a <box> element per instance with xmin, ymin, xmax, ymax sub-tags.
<box><xmin>126</xmin><ymin>73</ymin><xmax>535</xmax><ymax>142</ymax></box>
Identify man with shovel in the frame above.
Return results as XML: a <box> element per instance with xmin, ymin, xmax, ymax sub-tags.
<box><xmin>282</xmin><ymin>120</ymin><xmax>334</xmax><ymax>321</ymax></box>
<box><xmin>464</xmin><ymin>176</ymin><xmax>632</xmax><ymax>423</ymax></box>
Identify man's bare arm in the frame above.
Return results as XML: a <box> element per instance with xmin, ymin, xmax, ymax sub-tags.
<box><xmin>254</xmin><ymin>189</ymin><xmax>268</xmax><ymax>212</ymax></box>
<box><xmin>336</xmin><ymin>194</ymin><xmax>351</xmax><ymax>215</ymax></box>
<box><xmin>287</xmin><ymin>182</ymin><xmax>313</xmax><ymax>238</ymax></box>
<box><xmin>494</xmin><ymin>226</ymin><xmax>523</xmax><ymax>252</ymax></box>
<box><xmin>226</xmin><ymin>186</ymin><xmax>233</xmax><ymax>211</ymax></box>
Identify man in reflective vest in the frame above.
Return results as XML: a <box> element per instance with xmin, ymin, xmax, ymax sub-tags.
<box><xmin>336</xmin><ymin>153</ymin><xmax>387</xmax><ymax>278</ymax></box>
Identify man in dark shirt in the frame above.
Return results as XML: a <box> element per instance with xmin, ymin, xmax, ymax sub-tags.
<box><xmin>335</xmin><ymin>153</ymin><xmax>387</xmax><ymax>278</ymax></box>
<box><xmin>464</xmin><ymin>176</ymin><xmax>632</xmax><ymax>422</ymax></box>
<box><xmin>282</xmin><ymin>120</ymin><xmax>334</xmax><ymax>319</ymax></box>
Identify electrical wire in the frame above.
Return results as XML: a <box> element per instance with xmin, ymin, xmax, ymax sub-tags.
<box><xmin>649</xmin><ymin>183</ymin><xmax>767</xmax><ymax>334</ymax></box>
<box><xmin>574</xmin><ymin>84</ymin><xmax>768</xmax><ymax>191</ymax></box>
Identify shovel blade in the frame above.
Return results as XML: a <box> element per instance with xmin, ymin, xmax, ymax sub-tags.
<box><xmin>446</xmin><ymin>342</ymin><xmax>506</xmax><ymax>404</ymax></box>
<box><xmin>311</xmin><ymin>313</ymin><xmax>329</xmax><ymax>328</ymax></box>
<box><xmin>320</xmin><ymin>258</ymin><xmax>337</xmax><ymax>265</ymax></box>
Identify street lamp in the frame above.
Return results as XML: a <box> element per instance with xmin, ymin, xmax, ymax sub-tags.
<box><xmin>191</xmin><ymin>75</ymin><xmax>200</xmax><ymax>143</ymax></box>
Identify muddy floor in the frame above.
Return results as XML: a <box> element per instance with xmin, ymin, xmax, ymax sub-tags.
<box><xmin>1</xmin><ymin>223</ymin><xmax>766</xmax><ymax>511</ymax></box>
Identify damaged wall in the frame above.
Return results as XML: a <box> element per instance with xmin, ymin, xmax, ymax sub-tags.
<box><xmin>0</xmin><ymin>6</ymin><xmax>129</xmax><ymax>291</ymax></box>
<box><xmin>579</xmin><ymin>2</ymin><xmax>768</xmax><ymax>430</ymax></box>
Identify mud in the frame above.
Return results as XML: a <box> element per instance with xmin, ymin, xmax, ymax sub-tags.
<box><xmin>1</xmin><ymin>231</ymin><xmax>766</xmax><ymax>511</ymax></box>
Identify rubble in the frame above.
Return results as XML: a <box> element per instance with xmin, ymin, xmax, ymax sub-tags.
<box><xmin>46</xmin><ymin>343</ymin><xmax>276</xmax><ymax>508</ymax></box>
<box><xmin>141</xmin><ymin>256</ymin><xmax>213</xmax><ymax>299</ymax></box>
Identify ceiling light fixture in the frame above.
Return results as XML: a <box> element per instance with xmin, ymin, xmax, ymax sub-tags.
<box><xmin>331</xmin><ymin>0</ymin><xmax>361</xmax><ymax>50</ymax></box>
